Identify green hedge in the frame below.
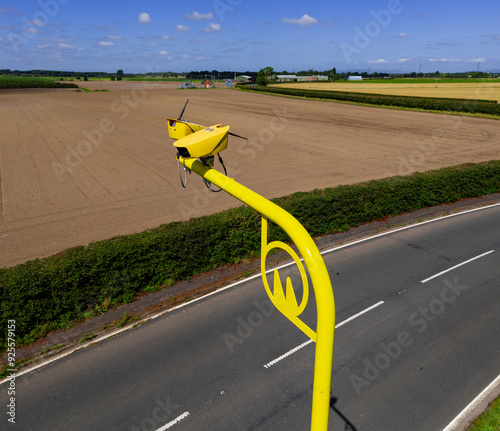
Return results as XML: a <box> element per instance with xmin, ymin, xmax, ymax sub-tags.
<box><xmin>241</xmin><ymin>85</ymin><xmax>500</xmax><ymax>116</ymax></box>
<box><xmin>0</xmin><ymin>76</ymin><xmax>78</xmax><ymax>89</ymax></box>
<box><xmin>1</xmin><ymin>161</ymin><xmax>500</xmax><ymax>349</ymax></box>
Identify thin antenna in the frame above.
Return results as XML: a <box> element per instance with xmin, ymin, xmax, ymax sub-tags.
<box><xmin>178</xmin><ymin>99</ymin><xmax>189</xmax><ymax>120</ymax></box>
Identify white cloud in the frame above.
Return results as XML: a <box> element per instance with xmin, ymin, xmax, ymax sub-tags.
<box><xmin>99</xmin><ymin>41</ymin><xmax>114</xmax><ymax>47</ymax></box>
<box><xmin>469</xmin><ymin>58</ymin><xmax>485</xmax><ymax>62</ymax></box>
<box><xmin>368</xmin><ymin>59</ymin><xmax>387</xmax><ymax>63</ymax></box>
<box><xmin>397</xmin><ymin>58</ymin><xmax>412</xmax><ymax>63</ymax></box>
<box><xmin>58</xmin><ymin>43</ymin><xmax>75</xmax><ymax>49</ymax></box>
<box><xmin>159</xmin><ymin>50</ymin><xmax>168</xmax><ymax>55</ymax></box>
<box><xmin>185</xmin><ymin>11</ymin><xmax>214</xmax><ymax>21</ymax></box>
<box><xmin>282</xmin><ymin>14</ymin><xmax>318</xmax><ymax>26</ymax></box>
<box><xmin>194</xmin><ymin>38</ymin><xmax>213</xmax><ymax>43</ymax></box>
<box><xmin>138</xmin><ymin>12</ymin><xmax>151</xmax><ymax>26</ymax></box>
<box><xmin>427</xmin><ymin>58</ymin><xmax>460</xmax><ymax>62</ymax></box>
<box><xmin>31</xmin><ymin>19</ymin><xmax>47</xmax><ymax>27</ymax></box>
<box><xmin>392</xmin><ymin>32</ymin><xmax>411</xmax><ymax>38</ymax></box>
<box><xmin>481</xmin><ymin>33</ymin><xmax>500</xmax><ymax>40</ymax></box>
<box><xmin>176</xmin><ymin>25</ymin><xmax>190</xmax><ymax>32</ymax></box>
<box><xmin>203</xmin><ymin>23</ymin><xmax>222</xmax><ymax>33</ymax></box>
<box><xmin>43</xmin><ymin>37</ymin><xmax>75</xmax><ymax>43</ymax></box>
<box><xmin>324</xmin><ymin>39</ymin><xmax>333</xmax><ymax>44</ymax></box>
<box><xmin>107</xmin><ymin>35</ymin><xmax>123</xmax><ymax>40</ymax></box>
<box><xmin>195</xmin><ymin>55</ymin><xmax>214</xmax><ymax>61</ymax></box>
<box><xmin>161</xmin><ymin>35</ymin><xmax>173</xmax><ymax>40</ymax></box>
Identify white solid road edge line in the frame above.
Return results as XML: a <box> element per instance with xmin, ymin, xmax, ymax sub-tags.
<box><xmin>442</xmin><ymin>374</ymin><xmax>500</xmax><ymax>431</ymax></box>
<box><xmin>156</xmin><ymin>411</ymin><xmax>190</xmax><ymax>431</ymax></box>
<box><xmin>421</xmin><ymin>250</ymin><xmax>495</xmax><ymax>283</ymax></box>
<box><xmin>321</xmin><ymin>202</ymin><xmax>500</xmax><ymax>258</ymax></box>
<box><xmin>263</xmin><ymin>301</ymin><xmax>385</xmax><ymax>369</ymax></box>
<box><xmin>0</xmin><ymin>322</ymin><xmax>143</xmax><ymax>385</ymax></box>
<box><xmin>3</xmin><ymin>203</ymin><xmax>498</xmax><ymax>382</ymax></box>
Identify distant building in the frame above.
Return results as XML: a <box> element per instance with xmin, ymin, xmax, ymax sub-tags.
<box><xmin>278</xmin><ymin>75</ymin><xmax>328</xmax><ymax>82</ymax></box>
<box><xmin>348</xmin><ymin>76</ymin><xmax>363</xmax><ymax>81</ymax></box>
<box><xmin>236</xmin><ymin>75</ymin><xmax>252</xmax><ymax>83</ymax></box>
<box><xmin>224</xmin><ymin>78</ymin><xmax>234</xmax><ymax>87</ymax></box>
<box><xmin>201</xmin><ymin>78</ymin><xmax>213</xmax><ymax>88</ymax></box>
<box><xmin>277</xmin><ymin>75</ymin><xmax>297</xmax><ymax>81</ymax></box>
<box><xmin>178</xmin><ymin>80</ymin><xmax>196</xmax><ymax>89</ymax></box>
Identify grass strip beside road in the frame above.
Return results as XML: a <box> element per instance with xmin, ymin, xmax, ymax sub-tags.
<box><xmin>467</xmin><ymin>394</ymin><xmax>500</xmax><ymax>430</ymax></box>
<box><xmin>1</xmin><ymin>161</ymin><xmax>500</xmax><ymax>352</ymax></box>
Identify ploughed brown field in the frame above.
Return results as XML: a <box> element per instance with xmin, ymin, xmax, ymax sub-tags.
<box><xmin>0</xmin><ymin>80</ymin><xmax>498</xmax><ymax>267</ymax></box>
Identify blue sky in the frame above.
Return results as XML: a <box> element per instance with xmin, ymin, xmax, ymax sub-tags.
<box><xmin>1</xmin><ymin>0</ymin><xmax>499</xmax><ymax>73</ymax></box>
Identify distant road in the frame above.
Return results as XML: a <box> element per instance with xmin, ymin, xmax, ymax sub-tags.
<box><xmin>1</xmin><ymin>204</ymin><xmax>499</xmax><ymax>430</ymax></box>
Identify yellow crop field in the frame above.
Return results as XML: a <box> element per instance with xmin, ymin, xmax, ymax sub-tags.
<box><xmin>279</xmin><ymin>82</ymin><xmax>500</xmax><ymax>102</ymax></box>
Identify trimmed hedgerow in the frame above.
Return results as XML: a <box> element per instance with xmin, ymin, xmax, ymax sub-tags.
<box><xmin>240</xmin><ymin>85</ymin><xmax>500</xmax><ymax>116</ymax></box>
<box><xmin>0</xmin><ymin>76</ymin><xmax>78</xmax><ymax>89</ymax></box>
<box><xmin>1</xmin><ymin>161</ymin><xmax>499</xmax><ymax>350</ymax></box>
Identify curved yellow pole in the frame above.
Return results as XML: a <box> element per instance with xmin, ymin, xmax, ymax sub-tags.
<box><xmin>179</xmin><ymin>157</ymin><xmax>335</xmax><ymax>430</ymax></box>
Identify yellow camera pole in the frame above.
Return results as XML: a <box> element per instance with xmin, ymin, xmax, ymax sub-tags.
<box><xmin>178</xmin><ymin>156</ymin><xmax>335</xmax><ymax>431</ymax></box>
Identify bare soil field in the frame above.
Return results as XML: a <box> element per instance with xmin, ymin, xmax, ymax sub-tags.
<box><xmin>279</xmin><ymin>82</ymin><xmax>500</xmax><ymax>102</ymax></box>
<box><xmin>0</xmin><ymin>81</ymin><xmax>498</xmax><ymax>267</ymax></box>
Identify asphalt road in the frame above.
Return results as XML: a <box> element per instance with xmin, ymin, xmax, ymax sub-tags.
<box><xmin>2</xmin><ymin>204</ymin><xmax>499</xmax><ymax>430</ymax></box>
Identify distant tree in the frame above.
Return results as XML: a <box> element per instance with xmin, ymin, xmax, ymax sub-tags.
<box><xmin>116</xmin><ymin>69</ymin><xmax>123</xmax><ymax>80</ymax></box>
<box><xmin>83</xmin><ymin>73</ymin><xmax>88</xmax><ymax>81</ymax></box>
<box><xmin>256</xmin><ymin>66</ymin><xmax>277</xmax><ymax>86</ymax></box>
<box><xmin>110</xmin><ymin>75</ymin><xmax>115</xmax><ymax>81</ymax></box>
<box><xmin>435</xmin><ymin>70</ymin><xmax>440</xmax><ymax>77</ymax></box>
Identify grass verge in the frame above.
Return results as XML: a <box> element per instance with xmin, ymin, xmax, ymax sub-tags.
<box><xmin>1</xmin><ymin>161</ymin><xmax>499</xmax><ymax>352</ymax></box>
<box><xmin>467</xmin><ymin>394</ymin><xmax>500</xmax><ymax>430</ymax></box>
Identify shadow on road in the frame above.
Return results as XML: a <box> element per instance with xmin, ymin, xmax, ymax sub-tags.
<box><xmin>330</xmin><ymin>396</ymin><xmax>358</xmax><ymax>431</ymax></box>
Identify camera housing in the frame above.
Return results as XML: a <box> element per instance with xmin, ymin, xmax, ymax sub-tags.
<box><xmin>166</xmin><ymin>118</ymin><xmax>206</xmax><ymax>140</ymax></box>
<box><xmin>172</xmin><ymin>123</ymin><xmax>230</xmax><ymax>159</ymax></box>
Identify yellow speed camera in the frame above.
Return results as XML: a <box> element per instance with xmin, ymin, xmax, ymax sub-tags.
<box><xmin>173</xmin><ymin>125</ymin><xmax>230</xmax><ymax>159</ymax></box>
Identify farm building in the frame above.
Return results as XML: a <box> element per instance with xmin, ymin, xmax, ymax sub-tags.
<box><xmin>236</xmin><ymin>75</ymin><xmax>252</xmax><ymax>83</ymax></box>
<box><xmin>224</xmin><ymin>79</ymin><xmax>234</xmax><ymax>87</ymax></box>
<box><xmin>348</xmin><ymin>76</ymin><xmax>363</xmax><ymax>81</ymax></box>
<box><xmin>178</xmin><ymin>81</ymin><xmax>196</xmax><ymax>89</ymax></box>
<box><xmin>201</xmin><ymin>78</ymin><xmax>213</xmax><ymax>88</ymax></box>
<box><xmin>278</xmin><ymin>75</ymin><xmax>328</xmax><ymax>82</ymax></box>
<box><xmin>277</xmin><ymin>75</ymin><xmax>297</xmax><ymax>81</ymax></box>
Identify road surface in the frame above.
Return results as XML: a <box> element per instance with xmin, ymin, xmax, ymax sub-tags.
<box><xmin>1</xmin><ymin>204</ymin><xmax>499</xmax><ymax>430</ymax></box>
